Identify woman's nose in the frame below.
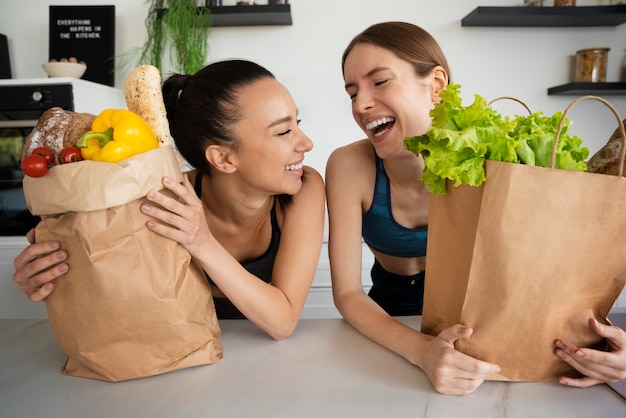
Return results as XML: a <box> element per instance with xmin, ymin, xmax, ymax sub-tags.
<box><xmin>354</xmin><ymin>89</ymin><xmax>374</xmax><ymax>113</ymax></box>
<box><xmin>297</xmin><ymin>130</ymin><xmax>314</xmax><ymax>152</ymax></box>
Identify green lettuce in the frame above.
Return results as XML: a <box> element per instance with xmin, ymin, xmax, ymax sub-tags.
<box><xmin>404</xmin><ymin>83</ymin><xmax>589</xmax><ymax>195</ymax></box>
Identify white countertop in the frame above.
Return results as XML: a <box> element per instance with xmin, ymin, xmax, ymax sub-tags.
<box><xmin>1</xmin><ymin>316</ymin><xmax>624</xmax><ymax>417</ymax></box>
<box><xmin>0</xmin><ymin>76</ymin><xmax>110</xmax><ymax>87</ymax></box>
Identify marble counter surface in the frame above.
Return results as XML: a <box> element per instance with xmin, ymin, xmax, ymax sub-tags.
<box><xmin>0</xmin><ymin>317</ymin><xmax>624</xmax><ymax>418</ymax></box>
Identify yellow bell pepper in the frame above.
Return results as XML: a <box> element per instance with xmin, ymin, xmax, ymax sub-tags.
<box><xmin>76</xmin><ymin>109</ymin><xmax>159</xmax><ymax>163</ymax></box>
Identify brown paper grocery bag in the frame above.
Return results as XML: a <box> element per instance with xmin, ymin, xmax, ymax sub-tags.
<box><xmin>421</xmin><ymin>98</ymin><xmax>626</xmax><ymax>382</ymax></box>
<box><xmin>24</xmin><ymin>146</ymin><xmax>223</xmax><ymax>381</ymax></box>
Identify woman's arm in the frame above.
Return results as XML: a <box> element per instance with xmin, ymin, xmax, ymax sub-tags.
<box><xmin>326</xmin><ymin>144</ymin><xmax>428</xmax><ymax>362</ymax></box>
<box><xmin>325</xmin><ymin>144</ymin><xmax>499</xmax><ymax>395</ymax></box>
<box><xmin>264</xmin><ymin>166</ymin><xmax>326</xmax><ymax>336</ymax></box>
<box><xmin>142</xmin><ymin>169</ymin><xmax>325</xmax><ymax>340</ymax></box>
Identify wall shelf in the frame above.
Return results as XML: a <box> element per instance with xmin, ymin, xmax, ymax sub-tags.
<box><xmin>158</xmin><ymin>4</ymin><xmax>292</xmax><ymax>27</ymax></box>
<box><xmin>460</xmin><ymin>6</ymin><xmax>626</xmax><ymax>96</ymax></box>
<box><xmin>461</xmin><ymin>5</ymin><xmax>626</xmax><ymax>27</ymax></box>
<box><xmin>547</xmin><ymin>82</ymin><xmax>626</xmax><ymax>96</ymax></box>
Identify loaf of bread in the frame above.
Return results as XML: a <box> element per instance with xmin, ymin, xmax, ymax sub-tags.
<box><xmin>124</xmin><ymin>65</ymin><xmax>172</xmax><ymax>147</ymax></box>
<box><xmin>587</xmin><ymin>118</ymin><xmax>626</xmax><ymax>176</ymax></box>
<box><xmin>21</xmin><ymin>107</ymin><xmax>95</xmax><ymax>160</ymax></box>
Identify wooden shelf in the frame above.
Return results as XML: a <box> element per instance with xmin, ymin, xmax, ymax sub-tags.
<box><xmin>159</xmin><ymin>4</ymin><xmax>292</xmax><ymax>27</ymax></box>
<box><xmin>547</xmin><ymin>82</ymin><xmax>626</xmax><ymax>95</ymax></box>
<box><xmin>461</xmin><ymin>5</ymin><xmax>626</xmax><ymax>27</ymax></box>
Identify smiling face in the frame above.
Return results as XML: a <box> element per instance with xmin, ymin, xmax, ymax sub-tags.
<box><xmin>226</xmin><ymin>77</ymin><xmax>313</xmax><ymax>196</ymax></box>
<box><xmin>343</xmin><ymin>42</ymin><xmax>443</xmax><ymax>159</ymax></box>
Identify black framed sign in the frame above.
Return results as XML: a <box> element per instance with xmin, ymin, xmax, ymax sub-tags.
<box><xmin>49</xmin><ymin>6</ymin><xmax>115</xmax><ymax>86</ymax></box>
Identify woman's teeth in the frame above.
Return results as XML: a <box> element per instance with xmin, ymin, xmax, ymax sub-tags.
<box><xmin>365</xmin><ymin>117</ymin><xmax>395</xmax><ymax>131</ymax></box>
<box><xmin>284</xmin><ymin>162</ymin><xmax>303</xmax><ymax>171</ymax></box>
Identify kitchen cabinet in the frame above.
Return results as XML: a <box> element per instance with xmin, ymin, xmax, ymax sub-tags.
<box><xmin>159</xmin><ymin>4</ymin><xmax>292</xmax><ymax>27</ymax></box>
<box><xmin>461</xmin><ymin>5</ymin><xmax>626</xmax><ymax>96</ymax></box>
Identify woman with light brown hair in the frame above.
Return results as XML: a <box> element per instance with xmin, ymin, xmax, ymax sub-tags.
<box><xmin>326</xmin><ymin>21</ymin><xmax>626</xmax><ymax>395</ymax></box>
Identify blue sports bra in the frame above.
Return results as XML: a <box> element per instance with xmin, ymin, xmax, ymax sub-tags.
<box><xmin>362</xmin><ymin>156</ymin><xmax>427</xmax><ymax>258</ymax></box>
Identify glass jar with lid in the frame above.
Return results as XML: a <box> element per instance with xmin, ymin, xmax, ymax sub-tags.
<box><xmin>575</xmin><ymin>47</ymin><xmax>610</xmax><ymax>83</ymax></box>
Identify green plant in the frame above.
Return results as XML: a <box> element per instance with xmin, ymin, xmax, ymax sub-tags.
<box><xmin>130</xmin><ymin>0</ymin><xmax>212</xmax><ymax>75</ymax></box>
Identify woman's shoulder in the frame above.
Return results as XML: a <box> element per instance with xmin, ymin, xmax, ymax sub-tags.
<box><xmin>302</xmin><ymin>165</ymin><xmax>324</xmax><ymax>190</ymax></box>
<box><xmin>295</xmin><ymin>166</ymin><xmax>325</xmax><ymax>199</ymax></box>
<box><xmin>329</xmin><ymin>139</ymin><xmax>373</xmax><ymax>157</ymax></box>
<box><xmin>303</xmin><ymin>164</ymin><xmax>323</xmax><ymax>179</ymax></box>
<box><xmin>279</xmin><ymin>166</ymin><xmax>325</xmax><ymax>222</ymax></box>
<box><xmin>327</xmin><ymin>139</ymin><xmax>375</xmax><ymax>175</ymax></box>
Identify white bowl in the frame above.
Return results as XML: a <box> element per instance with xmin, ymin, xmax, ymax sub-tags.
<box><xmin>42</xmin><ymin>62</ymin><xmax>87</xmax><ymax>78</ymax></box>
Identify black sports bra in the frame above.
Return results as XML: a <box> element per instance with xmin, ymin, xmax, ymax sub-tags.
<box><xmin>194</xmin><ymin>173</ymin><xmax>281</xmax><ymax>319</ymax></box>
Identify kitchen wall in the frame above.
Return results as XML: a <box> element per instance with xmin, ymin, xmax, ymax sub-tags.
<box><xmin>1</xmin><ymin>0</ymin><xmax>625</xmax><ymax>315</ymax></box>
<box><xmin>1</xmin><ymin>0</ymin><xmax>625</xmax><ymax>173</ymax></box>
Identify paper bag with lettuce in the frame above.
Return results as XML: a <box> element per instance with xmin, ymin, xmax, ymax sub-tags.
<box><xmin>21</xmin><ymin>66</ymin><xmax>222</xmax><ymax>381</ymax></box>
<box><xmin>404</xmin><ymin>83</ymin><xmax>626</xmax><ymax>381</ymax></box>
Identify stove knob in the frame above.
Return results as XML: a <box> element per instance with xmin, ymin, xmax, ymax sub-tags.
<box><xmin>31</xmin><ymin>90</ymin><xmax>44</xmax><ymax>102</ymax></box>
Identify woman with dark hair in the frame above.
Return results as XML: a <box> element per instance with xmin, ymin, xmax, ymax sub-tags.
<box><xmin>13</xmin><ymin>60</ymin><xmax>325</xmax><ymax>341</ymax></box>
<box><xmin>326</xmin><ymin>21</ymin><xmax>626</xmax><ymax>395</ymax></box>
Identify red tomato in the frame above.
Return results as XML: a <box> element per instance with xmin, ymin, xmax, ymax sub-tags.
<box><xmin>21</xmin><ymin>155</ymin><xmax>49</xmax><ymax>178</ymax></box>
<box><xmin>30</xmin><ymin>146</ymin><xmax>56</xmax><ymax>166</ymax></box>
<box><xmin>59</xmin><ymin>146</ymin><xmax>83</xmax><ymax>164</ymax></box>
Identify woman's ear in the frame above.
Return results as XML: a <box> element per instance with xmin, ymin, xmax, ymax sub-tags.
<box><xmin>205</xmin><ymin>145</ymin><xmax>237</xmax><ymax>174</ymax></box>
<box><xmin>431</xmin><ymin>66</ymin><xmax>449</xmax><ymax>102</ymax></box>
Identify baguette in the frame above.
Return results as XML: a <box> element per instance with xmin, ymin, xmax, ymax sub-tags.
<box><xmin>124</xmin><ymin>65</ymin><xmax>172</xmax><ymax>147</ymax></box>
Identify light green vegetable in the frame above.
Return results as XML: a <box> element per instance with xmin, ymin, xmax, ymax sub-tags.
<box><xmin>404</xmin><ymin>83</ymin><xmax>589</xmax><ymax>195</ymax></box>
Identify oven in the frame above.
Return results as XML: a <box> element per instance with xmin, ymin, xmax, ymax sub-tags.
<box><xmin>0</xmin><ymin>78</ymin><xmax>125</xmax><ymax>236</ymax></box>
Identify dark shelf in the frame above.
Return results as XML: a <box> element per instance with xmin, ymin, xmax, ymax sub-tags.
<box><xmin>462</xmin><ymin>5</ymin><xmax>626</xmax><ymax>27</ymax></box>
<box><xmin>159</xmin><ymin>4</ymin><xmax>292</xmax><ymax>27</ymax></box>
<box><xmin>210</xmin><ymin>4</ymin><xmax>291</xmax><ymax>26</ymax></box>
<box><xmin>547</xmin><ymin>82</ymin><xmax>626</xmax><ymax>95</ymax></box>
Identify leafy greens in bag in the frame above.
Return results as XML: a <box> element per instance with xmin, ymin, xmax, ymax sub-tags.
<box><xmin>404</xmin><ymin>83</ymin><xmax>589</xmax><ymax>195</ymax></box>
